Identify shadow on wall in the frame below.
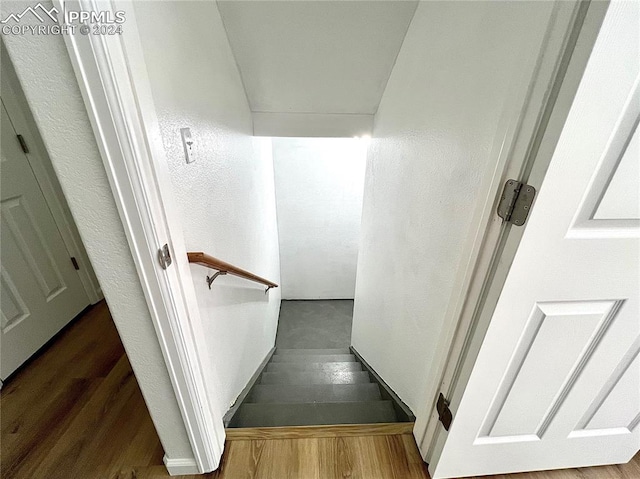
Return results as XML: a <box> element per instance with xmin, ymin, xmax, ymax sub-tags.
<box><xmin>198</xmin><ymin>283</ymin><xmax>270</xmax><ymax>306</ymax></box>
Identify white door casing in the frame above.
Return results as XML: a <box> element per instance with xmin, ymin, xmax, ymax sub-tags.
<box><xmin>433</xmin><ymin>2</ymin><xmax>640</xmax><ymax>477</ymax></box>
<box><xmin>55</xmin><ymin>0</ymin><xmax>225</xmax><ymax>472</ymax></box>
<box><xmin>0</xmin><ymin>100</ymin><xmax>90</xmax><ymax>379</ymax></box>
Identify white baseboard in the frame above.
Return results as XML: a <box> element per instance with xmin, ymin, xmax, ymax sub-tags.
<box><xmin>163</xmin><ymin>455</ymin><xmax>200</xmax><ymax>476</ymax></box>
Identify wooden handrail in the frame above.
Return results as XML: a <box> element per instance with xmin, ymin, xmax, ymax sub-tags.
<box><xmin>187</xmin><ymin>252</ymin><xmax>278</xmax><ymax>291</ymax></box>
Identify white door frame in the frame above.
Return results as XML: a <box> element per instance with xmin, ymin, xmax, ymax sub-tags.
<box><xmin>413</xmin><ymin>0</ymin><xmax>610</xmax><ymax>470</ymax></box>
<box><xmin>1</xmin><ymin>42</ymin><xmax>102</xmax><ymax>305</ymax></box>
<box><xmin>54</xmin><ymin>0</ymin><xmax>225</xmax><ymax>473</ymax></box>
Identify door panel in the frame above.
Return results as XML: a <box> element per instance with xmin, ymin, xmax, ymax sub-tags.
<box><xmin>593</xmin><ymin>120</ymin><xmax>640</xmax><ymax>221</ymax></box>
<box><xmin>574</xmin><ymin>337</ymin><xmax>640</xmax><ymax>435</ymax></box>
<box><xmin>2</xmin><ymin>196</ymin><xmax>67</xmax><ymax>299</ymax></box>
<box><xmin>478</xmin><ymin>300</ymin><xmax>623</xmax><ymax>443</ymax></box>
<box><xmin>1</xmin><ymin>267</ymin><xmax>30</xmax><ymax>331</ymax></box>
<box><xmin>433</xmin><ymin>1</ymin><xmax>640</xmax><ymax>477</ymax></box>
<box><xmin>0</xmin><ymin>100</ymin><xmax>89</xmax><ymax>379</ymax></box>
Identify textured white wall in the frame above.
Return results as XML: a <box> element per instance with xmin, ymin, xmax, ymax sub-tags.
<box><xmin>0</xmin><ymin>0</ymin><xmax>194</xmax><ymax>460</ymax></box>
<box><xmin>351</xmin><ymin>1</ymin><xmax>554</xmax><ymax>413</ymax></box>
<box><xmin>133</xmin><ymin>1</ymin><xmax>281</xmax><ymax>414</ymax></box>
<box><xmin>272</xmin><ymin>138</ymin><xmax>366</xmax><ymax>299</ymax></box>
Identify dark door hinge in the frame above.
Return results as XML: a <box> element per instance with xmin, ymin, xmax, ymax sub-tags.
<box><xmin>17</xmin><ymin>134</ymin><xmax>29</xmax><ymax>154</ymax></box>
<box><xmin>70</xmin><ymin>257</ymin><xmax>80</xmax><ymax>270</ymax></box>
<box><xmin>437</xmin><ymin>393</ymin><xmax>453</xmax><ymax>431</ymax></box>
<box><xmin>497</xmin><ymin>179</ymin><xmax>536</xmax><ymax>226</ymax></box>
<box><xmin>158</xmin><ymin>244</ymin><xmax>172</xmax><ymax>269</ymax></box>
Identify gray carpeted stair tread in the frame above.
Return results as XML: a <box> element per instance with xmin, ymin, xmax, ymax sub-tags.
<box><xmin>246</xmin><ymin>383</ymin><xmax>382</xmax><ymax>404</ymax></box>
<box><xmin>270</xmin><ymin>354</ymin><xmax>355</xmax><ymax>363</ymax></box>
<box><xmin>275</xmin><ymin>348</ymin><xmax>351</xmax><ymax>355</ymax></box>
<box><xmin>265</xmin><ymin>361</ymin><xmax>362</xmax><ymax>373</ymax></box>
<box><xmin>230</xmin><ymin>400</ymin><xmax>397</xmax><ymax>427</ymax></box>
<box><xmin>260</xmin><ymin>370</ymin><xmax>371</xmax><ymax>385</ymax></box>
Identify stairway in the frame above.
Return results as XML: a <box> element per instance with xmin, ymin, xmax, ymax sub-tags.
<box><xmin>228</xmin><ymin>348</ymin><xmax>411</xmax><ymax>428</ymax></box>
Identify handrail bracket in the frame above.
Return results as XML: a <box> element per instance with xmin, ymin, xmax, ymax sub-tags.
<box><xmin>206</xmin><ymin>270</ymin><xmax>227</xmax><ymax>289</ymax></box>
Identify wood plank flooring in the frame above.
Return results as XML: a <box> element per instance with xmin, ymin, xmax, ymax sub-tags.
<box><xmin>224</xmin><ymin>423</ymin><xmax>415</xmax><ymax>440</ymax></box>
<box><xmin>1</xmin><ymin>301</ymin><xmax>638</xmax><ymax>479</ymax></box>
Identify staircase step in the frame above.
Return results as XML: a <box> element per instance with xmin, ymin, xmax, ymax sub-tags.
<box><xmin>265</xmin><ymin>361</ymin><xmax>362</xmax><ymax>373</ymax></box>
<box><xmin>275</xmin><ymin>348</ymin><xmax>351</xmax><ymax>355</ymax></box>
<box><xmin>260</xmin><ymin>370</ymin><xmax>371</xmax><ymax>385</ymax></box>
<box><xmin>230</xmin><ymin>401</ymin><xmax>398</xmax><ymax>427</ymax></box>
<box><xmin>247</xmin><ymin>383</ymin><xmax>381</xmax><ymax>404</ymax></box>
<box><xmin>270</xmin><ymin>354</ymin><xmax>355</xmax><ymax>363</ymax></box>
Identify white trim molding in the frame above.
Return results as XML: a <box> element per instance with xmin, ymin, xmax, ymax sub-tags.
<box><xmin>163</xmin><ymin>456</ymin><xmax>200</xmax><ymax>476</ymax></box>
<box><xmin>54</xmin><ymin>0</ymin><xmax>225</xmax><ymax>473</ymax></box>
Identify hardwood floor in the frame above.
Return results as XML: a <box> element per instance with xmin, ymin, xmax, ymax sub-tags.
<box><xmin>1</xmin><ymin>301</ymin><xmax>638</xmax><ymax>479</ymax></box>
<box><xmin>468</xmin><ymin>458</ymin><xmax>640</xmax><ymax>479</ymax></box>
<box><xmin>0</xmin><ymin>301</ymin><xmax>166</xmax><ymax>479</ymax></box>
<box><xmin>0</xmin><ymin>301</ymin><xmax>428</xmax><ymax>479</ymax></box>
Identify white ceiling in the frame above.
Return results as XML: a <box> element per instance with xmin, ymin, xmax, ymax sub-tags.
<box><xmin>216</xmin><ymin>1</ymin><xmax>418</xmax><ymax>116</ymax></box>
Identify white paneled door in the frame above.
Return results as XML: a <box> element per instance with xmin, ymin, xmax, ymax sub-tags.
<box><xmin>433</xmin><ymin>1</ymin><xmax>640</xmax><ymax>477</ymax></box>
<box><xmin>0</xmin><ymin>100</ymin><xmax>89</xmax><ymax>379</ymax></box>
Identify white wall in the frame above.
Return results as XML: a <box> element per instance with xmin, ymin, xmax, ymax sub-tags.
<box><xmin>351</xmin><ymin>1</ymin><xmax>555</xmax><ymax>413</ymax></box>
<box><xmin>217</xmin><ymin>1</ymin><xmax>417</xmax><ymax>116</ymax></box>
<box><xmin>0</xmin><ymin>0</ymin><xmax>194</xmax><ymax>461</ymax></box>
<box><xmin>272</xmin><ymin>138</ymin><xmax>366</xmax><ymax>299</ymax></box>
<box><xmin>133</xmin><ymin>1</ymin><xmax>281</xmax><ymax>415</ymax></box>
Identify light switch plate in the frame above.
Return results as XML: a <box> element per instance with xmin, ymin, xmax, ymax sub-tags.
<box><xmin>180</xmin><ymin>127</ymin><xmax>195</xmax><ymax>163</ymax></box>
